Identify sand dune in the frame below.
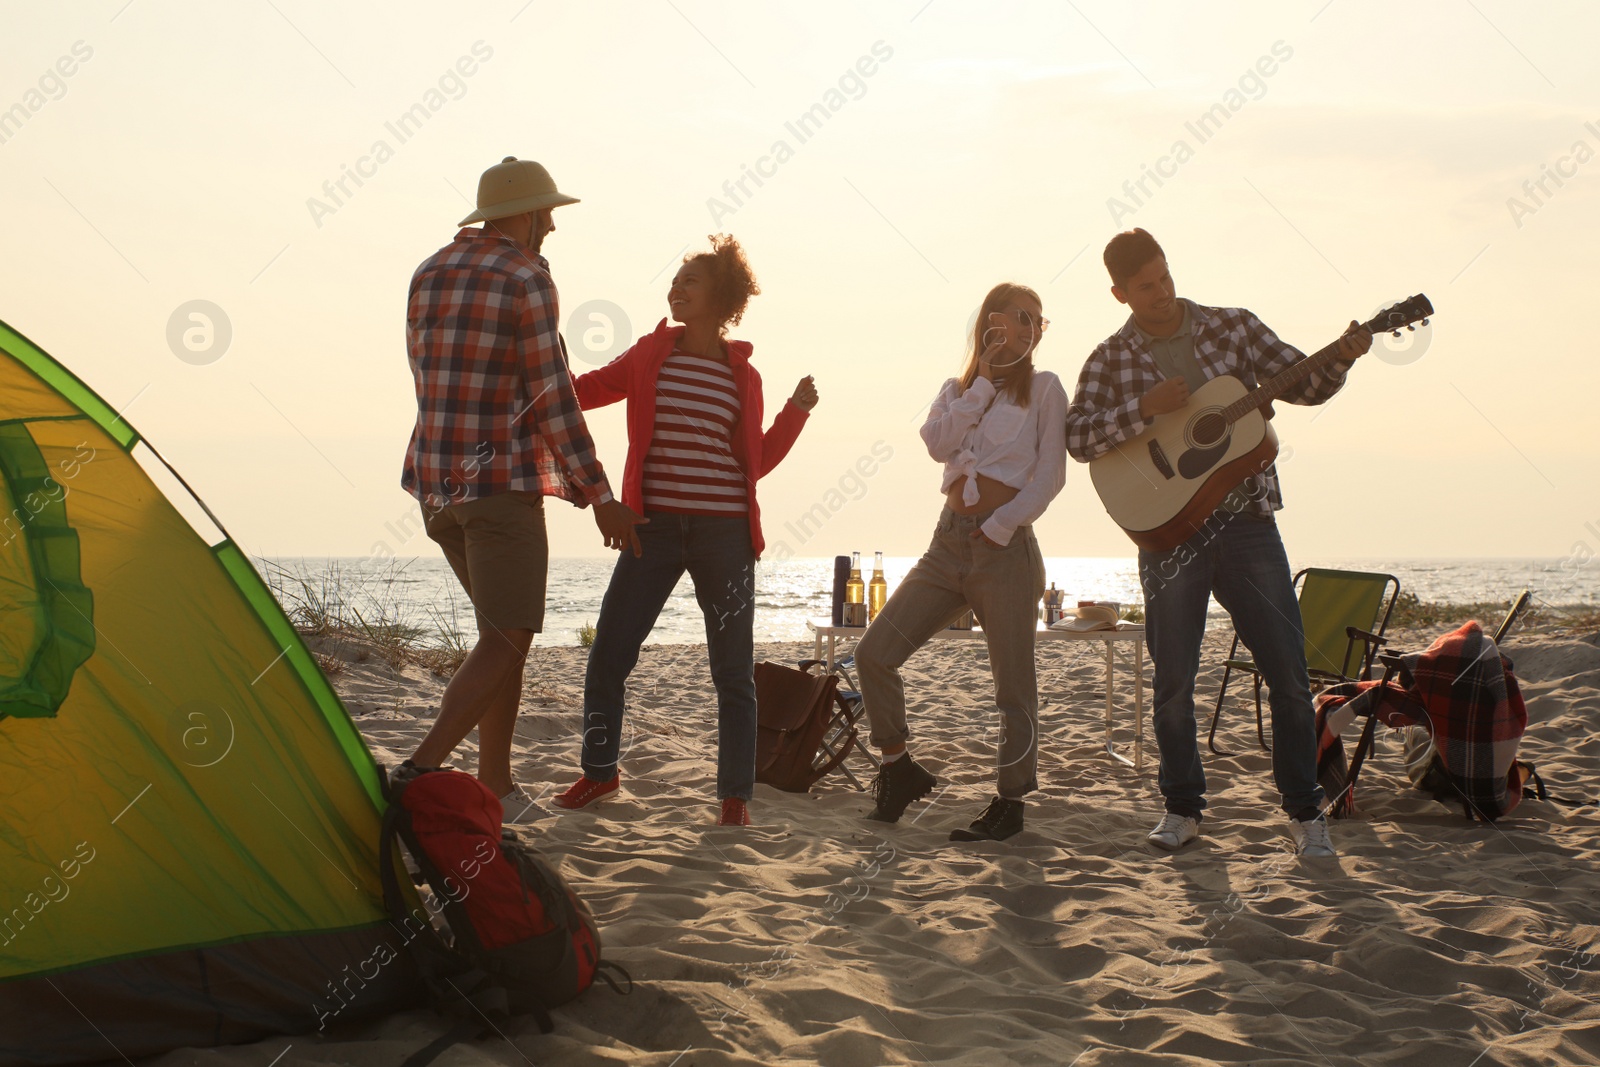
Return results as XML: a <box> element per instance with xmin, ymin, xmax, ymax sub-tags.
<box><xmin>144</xmin><ymin>624</ymin><xmax>1600</xmax><ymax>1066</ymax></box>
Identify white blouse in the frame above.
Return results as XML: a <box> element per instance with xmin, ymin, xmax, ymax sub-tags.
<box><xmin>919</xmin><ymin>371</ymin><xmax>1069</xmax><ymax>546</ymax></box>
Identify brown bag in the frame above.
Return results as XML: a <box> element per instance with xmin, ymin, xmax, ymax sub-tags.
<box><xmin>753</xmin><ymin>660</ymin><xmax>856</xmax><ymax>792</ymax></box>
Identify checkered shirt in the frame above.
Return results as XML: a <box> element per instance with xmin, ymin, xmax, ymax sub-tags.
<box><xmin>402</xmin><ymin>228</ymin><xmax>612</xmax><ymax>510</ymax></box>
<box><xmin>1064</xmin><ymin>301</ymin><xmax>1354</xmax><ymax>517</ymax></box>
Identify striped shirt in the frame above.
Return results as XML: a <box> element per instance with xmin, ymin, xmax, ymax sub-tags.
<box><xmin>641</xmin><ymin>349</ymin><xmax>749</xmax><ymax>515</ymax></box>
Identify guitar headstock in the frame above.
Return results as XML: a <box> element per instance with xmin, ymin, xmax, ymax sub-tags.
<box><xmin>1363</xmin><ymin>294</ymin><xmax>1433</xmax><ymax>337</ymax></box>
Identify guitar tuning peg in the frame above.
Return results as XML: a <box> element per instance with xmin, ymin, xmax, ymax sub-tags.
<box><xmin>1391</xmin><ymin>329</ymin><xmax>1403</xmax><ymax>338</ymax></box>
<box><xmin>1420</xmin><ymin>318</ymin><xmax>1429</xmax><ymax>326</ymax></box>
<box><xmin>1406</xmin><ymin>325</ymin><xmax>1416</xmax><ymax>332</ymax></box>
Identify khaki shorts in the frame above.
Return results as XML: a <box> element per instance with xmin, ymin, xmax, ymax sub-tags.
<box><xmin>422</xmin><ymin>490</ymin><xmax>548</xmax><ymax>633</ymax></box>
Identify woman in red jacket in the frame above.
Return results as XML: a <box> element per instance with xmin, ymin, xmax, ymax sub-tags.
<box><xmin>554</xmin><ymin>235</ymin><xmax>817</xmax><ymax>825</ymax></box>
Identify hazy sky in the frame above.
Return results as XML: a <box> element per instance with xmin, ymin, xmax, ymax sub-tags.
<box><xmin>3</xmin><ymin>1</ymin><xmax>1596</xmax><ymax>564</ymax></box>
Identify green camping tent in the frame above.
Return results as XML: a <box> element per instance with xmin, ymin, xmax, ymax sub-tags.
<box><xmin>0</xmin><ymin>319</ymin><xmax>419</xmax><ymax>1063</ymax></box>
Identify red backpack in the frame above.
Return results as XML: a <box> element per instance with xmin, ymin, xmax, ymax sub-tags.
<box><xmin>378</xmin><ymin>763</ymin><xmax>627</xmax><ymax>1065</ymax></box>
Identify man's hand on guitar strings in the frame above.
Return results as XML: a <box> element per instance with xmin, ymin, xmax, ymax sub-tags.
<box><xmin>1338</xmin><ymin>319</ymin><xmax>1375</xmax><ymax>361</ymax></box>
<box><xmin>1138</xmin><ymin>376</ymin><xmax>1190</xmax><ymax>419</ymax></box>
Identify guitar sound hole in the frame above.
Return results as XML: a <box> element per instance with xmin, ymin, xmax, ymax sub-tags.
<box><xmin>1189</xmin><ymin>411</ymin><xmax>1227</xmax><ymax>447</ymax></box>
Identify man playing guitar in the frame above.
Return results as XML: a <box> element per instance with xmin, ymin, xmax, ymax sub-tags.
<box><xmin>1065</xmin><ymin>228</ymin><xmax>1372</xmax><ymax>857</ymax></box>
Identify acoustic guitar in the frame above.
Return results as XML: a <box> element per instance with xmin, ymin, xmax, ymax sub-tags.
<box><xmin>1088</xmin><ymin>294</ymin><xmax>1433</xmax><ymax>552</ymax></box>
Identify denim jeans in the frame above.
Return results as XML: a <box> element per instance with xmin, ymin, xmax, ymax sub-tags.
<box><xmin>582</xmin><ymin>512</ymin><xmax>757</xmax><ymax>800</ymax></box>
<box><xmin>855</xmin><ymin>506</ymin><xmax>1047</xmax><ymax>798</ymax></box>
<box><xmin>1138</xmin><ymin>512</ymin><xmax>1324</xmax><ymax>816</ymax></box>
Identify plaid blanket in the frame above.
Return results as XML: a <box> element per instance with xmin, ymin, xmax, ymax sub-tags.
<box><xmin>1315</xmin><ymin>621</ymin><xmax>1529</xmax><ymax>819</ymax></box>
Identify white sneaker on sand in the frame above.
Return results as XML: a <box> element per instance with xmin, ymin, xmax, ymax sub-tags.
<box><xmin>1290</xmin><ymin>815</ymin><xmax>1336</xmax><ymax>857</ymax></box>
<box><xmin>500</xmin><ymin>786</ymin><xmax>547</xmax><ymax>825</ymax></box>
<box><xmin>1147</xmin><ymin>812</ymin><xmax>1200</xmax><ymax>851</ymax></box>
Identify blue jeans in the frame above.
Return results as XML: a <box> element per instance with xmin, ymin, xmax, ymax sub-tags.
<box><xmin>1138</xmin><ymin>512</ymin><xmax>1324</xmax><ymax>816</ymax></box>
<box><xmin>581</xmin><ymin>512</ymin><xmax>757</xmax><ymax>800</ymax></box>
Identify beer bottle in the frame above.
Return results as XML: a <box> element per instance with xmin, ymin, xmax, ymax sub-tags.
<box><xmin>845</xmin><ymin>551</ymin><xmax>866</xmax><ymax>627</ymax></box>
<box><xmin>868</xmin><ymin>551</ymin><xmax>888</xmax><ymax>621</ymax></box>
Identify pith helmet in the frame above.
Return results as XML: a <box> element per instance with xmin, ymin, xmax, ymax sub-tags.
<box><xmin>458</xmin><ymin>156</ymin><xmax>579</xmax><ymax>225</ymax></box>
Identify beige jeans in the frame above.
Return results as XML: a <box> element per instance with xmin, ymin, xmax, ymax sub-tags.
<box><xmin>855</xmin><ymin>506</ymin><xmax>1047</xmax><ymax>797</ymax></box>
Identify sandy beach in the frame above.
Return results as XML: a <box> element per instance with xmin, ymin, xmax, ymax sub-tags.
<box><xmin>7</xmin><ymin>2</ymin><xmax>1599</xmax><ymax>1062</ymax></box>
<box><xmin>147</xmin><ymin>619</ymin><xmax>1600</xmax><ymax>1066</ymax></box>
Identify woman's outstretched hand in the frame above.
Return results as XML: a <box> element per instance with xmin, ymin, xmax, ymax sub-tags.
<box><xmin>791</xmin><ymin>375</ymin><xmax>819</xmax><ymax>411</ymax></box>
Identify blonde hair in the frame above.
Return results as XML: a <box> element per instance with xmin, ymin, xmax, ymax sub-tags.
<box><xmin>958</xmin><ymin>282</ymin><xmax>1040</xmax><ymax>406</ymax></box>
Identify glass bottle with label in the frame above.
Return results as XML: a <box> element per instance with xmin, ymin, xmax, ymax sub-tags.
<box><xmin>844</xmin><ymin>551</ymin><xmax>866</xmax><ymax>627</ymax></box>
<box><xmin>868</xmin><ymin>551</ymin><xmax>888</xmax><ymax>621</ymax></box>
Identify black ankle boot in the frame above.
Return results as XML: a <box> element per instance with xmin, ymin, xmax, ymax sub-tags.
<box><xmin>949</xmin><ymin>795</ymin><xmax>1025</xmax><ymax>841</ymax></box>
<box><xmin>865</xmin><ymin>755</ymin><xmax>937</xmax><ymax>823</ymax></box>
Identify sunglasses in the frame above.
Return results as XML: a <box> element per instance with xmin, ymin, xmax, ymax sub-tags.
<box><xmin>994</xmin><ymin>308</ymin><xmax>1049</xmax><ymax>334</ymax></box>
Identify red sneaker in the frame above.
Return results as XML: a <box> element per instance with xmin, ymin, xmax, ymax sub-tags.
<box><xmin>717</xmin><ymin>797</ymin><xmax>750</xmax><ymax>826</ymax></box>
<box><xmin>553</xmin><ymin>774</ymin><xmax>620</xmax><ymax>810</ymax></box>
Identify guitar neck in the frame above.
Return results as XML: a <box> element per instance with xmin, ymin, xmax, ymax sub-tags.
<box><xmin>1220</xmin><ymin>337</ymin><xmax>1346</xmax><ymax>424</ymax></box>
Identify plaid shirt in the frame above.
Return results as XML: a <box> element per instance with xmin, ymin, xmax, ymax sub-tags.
<box><xmin>402</xmin><ymin>228</ymin><xmax>612</xmax><ymax>510</ymax></box>
<box><xmin>1064</xmin><ymin>300</ymin><xmax>1354</xmax><ymax>517</ymax></box>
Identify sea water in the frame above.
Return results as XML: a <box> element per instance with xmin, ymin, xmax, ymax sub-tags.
<box><xmin>260</xmin><ymin>555</ymin><xmax>1598</xmax><ymax>648</ymax></box>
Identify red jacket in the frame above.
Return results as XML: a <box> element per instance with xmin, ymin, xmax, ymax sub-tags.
<box><xmin>573</xmin><ymin>318</ymin><xmax>808</xmax><ymax>558</ymax></box>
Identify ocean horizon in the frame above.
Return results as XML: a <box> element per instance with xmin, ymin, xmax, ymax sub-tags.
<box><xmin>259</xmin><ymin>555</ymin><xmax>1597</xmax><ymax>648</ymax></box>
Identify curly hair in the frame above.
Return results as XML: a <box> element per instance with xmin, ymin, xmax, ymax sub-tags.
<box><xmin>683</xmin><ymin>234</ymin><xmax>761</xmax><ymax>329</ymax></box>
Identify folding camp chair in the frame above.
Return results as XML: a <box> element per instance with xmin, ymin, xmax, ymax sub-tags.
<box><xmin>1333</xmin><ymin>590</ymin><xmax>1533</xmax><ymax>817</ymax></box>
<box><xmin>801</xmin><ymin>654</ymin><xmax>880</xmax><ymax>790</ymax></box>
<box><xmin>1207</xmin><ymin>567</ymin><xmax>1400</xmax><ymax>755</ymax></box>
<box><xmin>1488</xmin><ymin>589</ymin><xmax>1532</xmax><ymax>647</ymax></box>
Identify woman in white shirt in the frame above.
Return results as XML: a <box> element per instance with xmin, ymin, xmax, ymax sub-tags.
<box><xmin>855</xmin><ymin>282</ymin><xmax>1068</xmax><ymax>842</ymax></box>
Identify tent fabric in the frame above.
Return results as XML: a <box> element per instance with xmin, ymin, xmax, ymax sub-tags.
<box><xmin>0</xmin><ymin>319</ymin><xmax>418</xmax><ymax>1062</ymax></box>
<box><xmin>0</xmin><ymin>924</ymin><xmax>421</xmax><ymax>1066</ymax></box>
<box><xmin>0</xmin><ymin>422</ymin><xmax>95</xmax><ymax>718</ymax></box>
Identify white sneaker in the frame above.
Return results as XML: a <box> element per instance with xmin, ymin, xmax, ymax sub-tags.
<box><xmin>499</xmin><ymin>786</ymin><xmax>548</xmax><ymax>825</ymax></box>
<box><xmin>1147</xmin><ymin>812</ymin><xmax>1200</xmax><ymax>851</ymax></box>
<box><xmin>1290</xmin><ymin>815</ymin><xmax>1336</xmax><ymax>857</ymax></box>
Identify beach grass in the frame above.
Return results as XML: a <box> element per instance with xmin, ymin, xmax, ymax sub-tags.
<box><xmin>261</xmin><ymin>558</ymin><xmax>470</xmax><ymax>677</ymax></box>
<box><xmin>1386</xmin><ymin>590</ymin><xmax>1600</xmax><ymax>637</ymax></box>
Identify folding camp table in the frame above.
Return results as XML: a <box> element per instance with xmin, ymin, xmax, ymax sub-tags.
<box><xmin>806</xmin><ymin>617</ymin><xmax>1148</xmax><ymax>770</ymax></box>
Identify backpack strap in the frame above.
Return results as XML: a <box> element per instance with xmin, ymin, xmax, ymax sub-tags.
<box><xmin>400</xmin><ymin>1020</ymin><xmax>490</xmax><ymax>1067</ymax></box>
<box><xmin>594</xmin><ymin>960</ymin><xmax>634</xmax><ymax>996</ymax></box>
<box><xmin>503</xmin><ymin>844</ymin><xmax>575</xmax><ymax>930</ymax></box>
<box><xmin>394</xmin><ymin>974</ymin><xmax>525</xmax><ymax>1066</ymax></box>
<box><xmin>378</xmin><ymin>770</ymin><xmax>483</xmax><ymax>972</ymax></box>
<box><xmin>1517</xmin><ymin>761</ymin><xmax>1599</xmax><ymax>808</ymax></box>
<box><xmin>377</xmin><ymin>782</ymin><xmax>412</xmax><ymax>923</ymax></box>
